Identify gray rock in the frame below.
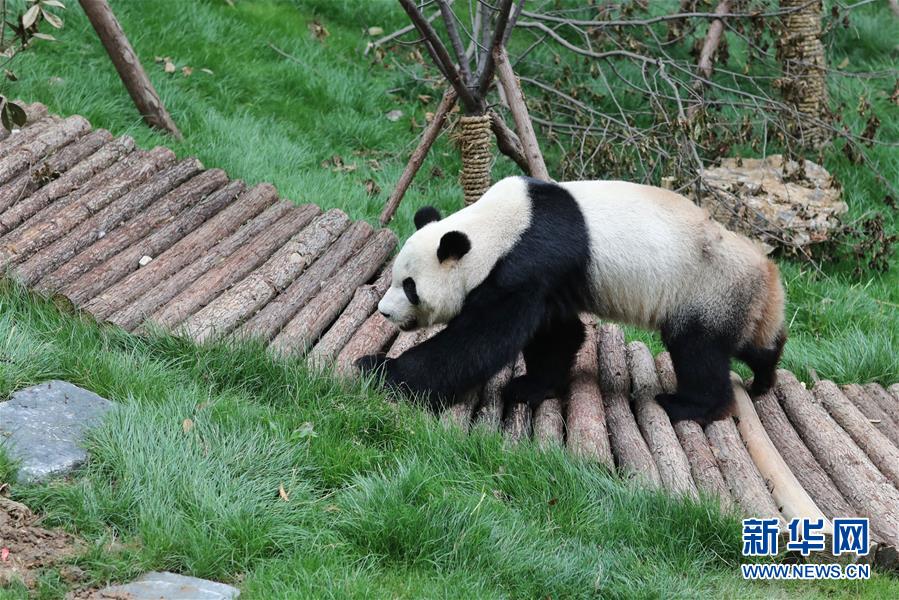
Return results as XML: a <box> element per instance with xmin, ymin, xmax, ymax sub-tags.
<box><xmin>97</xmin><ymin>572</ymin><xmax>240</xmax><ymax>599</ymax></box>
<box><xmin>0</xmin><ymin>380</ymin><xmax>114</xmax><ymax>483</ymax></box>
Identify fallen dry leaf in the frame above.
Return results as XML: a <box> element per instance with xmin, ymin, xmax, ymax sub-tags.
<box><xmin>367</xmin><ymin>26</ymin><xmax>384</xmax><ymax>36</ymax></box>
<box><xmin>163</xmin><ymin>59</ymin><xmax>176</xmax><ymax>74</ymax></box>
<box><xmin>385</xmin><ymin>109</ymin><xmax>403</xmax><ymax>122</ymax></box>
<box><xmin>182</xmin><ymin>418</ymin><xmax>194</xmax><ymax>433</ymax></box>
<box><xmin>364</xmin><ymin>178</ymin><xmax>381</xmax><ymax>197</ymax></box>
<box><xmin>200</xmin><ymin>68</ymin><xmax>214</xmax><ymax>75</ymax></box>
<box><xmin>278</xmin><ymin>483</ymin><xmax>289</xmax><ymax>502</ymax></box>
<box><xmin>182</xmin><ymin>66</ymin><xmax>193</xmax><ymax>77</ymax></box>
<box><xmin>309</xmin><ymin>20</ymin><xmax>329</xmax><ymax>42</ymax></box>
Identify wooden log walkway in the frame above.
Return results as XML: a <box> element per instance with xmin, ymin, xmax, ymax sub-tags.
<box><xmin>1</xmin><ymin>105</ymin><xmax>897</xmax><ymax>568</ymax></box>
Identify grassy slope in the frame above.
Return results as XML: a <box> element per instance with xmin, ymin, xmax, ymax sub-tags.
<box><xmin>0</xmin><ymin>0</ymin><xmax>896</xmax><ymax>597</ymax></box>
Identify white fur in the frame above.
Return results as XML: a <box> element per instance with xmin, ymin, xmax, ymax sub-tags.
<box><xmin>382</xmin><ymin>177</ymin><xmax>777</xmax><ymax>345</ymax></box>
<box><xmin>379</xmin><ymin>177</ymin><xmax>531</xmax><ymax>328</ymax></box>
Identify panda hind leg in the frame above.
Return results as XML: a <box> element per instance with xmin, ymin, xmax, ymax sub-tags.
<box><xmin>504</xmin><ymin>317</ymin><xmax>585</xmax><ymax>410</ymax></box>
<box><xmin>658</xmin><ymin>326</ymin><xmax>736</xmax><ymax>425</ymax></box>
<box><xmin>736</xmin><ymin>329</ymin><xmax>787</xmax><ymax>397</ymax></box>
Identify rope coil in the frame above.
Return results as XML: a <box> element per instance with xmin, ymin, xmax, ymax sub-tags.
<box><xmin>456</xmin><ymin>114</ymin><xmax>493</xmax><ymax>205</ymax></box>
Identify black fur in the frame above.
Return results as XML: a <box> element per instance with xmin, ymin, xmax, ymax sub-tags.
<box><xmin>657</xmin><ymin>311</ymin><xmax>787</xmax><ymax>424</ymax></box>
<box><xmin>358</xmin><ymin>178</ymin><xmax>592</xmax><ymax>411</ymax></box>
<box><xmin>402</xmin><ymin>277</ymin><xmax>420</xmax><ymax>305</ymax></box>
<box><xmin>437</xmin><ymin>231</ymin><xmax>471</xmax><ymax>263</ymax></box>
<box><xmin>414</xmin><ymin>206</ymin><xmax>442</xmax><ymax>229</ymax></box>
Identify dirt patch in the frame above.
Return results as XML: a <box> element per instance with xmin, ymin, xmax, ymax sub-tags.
<box><xmin>0</xmin><ymin>493</ymin><xmax>84</xmax><ymax>590</ymax></box>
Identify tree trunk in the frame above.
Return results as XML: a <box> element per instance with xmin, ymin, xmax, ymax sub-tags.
<box><xmin>335</xmin><ymin>312</ymin><xmax>398</xmax><ymax>377</ymax></box>
<box><xmin>0</xmin><ymin>116</ymin><xmax>90</xmax><ymax>186</ymax></box>
<box><xmin>778</xmin><ymin>0</ymin><xmax>829</xmax><ymax>147</ymax></box>
<box><xmin>79</xmin><ymin>0</ymin><xmax>182</xmax><ymax>139</ymax></box>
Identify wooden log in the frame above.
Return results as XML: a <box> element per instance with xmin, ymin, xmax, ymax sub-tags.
<box><xmin>655</xmin><ymin>352</ymin><xmax>734</xmax><ymax>509</ymax></box>
<box><xmin>0</xmin><ymin>147</ymin><xmax>174</xmax><ymax>269</ymax></box>
<box><xmin>335</xmin><ymin>312</ymin><xmax>398</xmax><ymax>378</ymax></box>
<box><xmin>59</xmin><ymin>173</ymin><xmax>239</xmax><ymax>307</ymax></box>
<box><xmin>753</xmin><ymin>386</ymin><xmax>858</xmax><ymax>521</ymax></box>
<box><xmin>696</xmin><ymin>0</ymin><xmax>731</xmax><ymax>79</ymax></box>
<box><xmin>150</xmin><ymin>204</ymin><xmax>320</xmax><ymax>330</ymax></box>
<box><xmin>440</xmin><ymin>387</ymin><xmax>481</xmax><ymax>431</ymax></box>
<box><xmin>841</xmin><ymin>383</ymin><xmax>899</xmax><ymax>448</ymax></box>
<box><xmin>705</xmin><ymin>416</ymin><xmax>786</xmax><ymax>524</ymax></box>
<box><xmin>889</xmin><ymin>383</ymin><xmax>899</xmax><ymax>404</ymax></box>
<box><xmin>627</xmin><ymin>341</ymin><xmax>698</xmax><ymax>499</ymax></box>
<box><xmin>79</xmin><ymin>0</ymin><xmax>182</xmax><ymax>139</ymax></box>
<box><xmin>0</xmin><ymin>102</ymin><xmax>48</xmax><ymax>144</ymax></box>
<box><xmin>813</xmin><ymin>381</ymin><xmax>899</xmax><ymax>490</ymax></box>
<box><xmin>0</xmin><ymin>116</ymin><xmax>91</xmax><ymax>186</ymax></box>
<box><xmin>236</xmin><ymin>220</ymin><xmax>373</xmax><ymax>342</ymax></box>
<box><xmin>565</xmin><ymin>321</ymin><xmax>613</xmax><ymax>468</ymax></box>
<box><xmin>0</xmin><ymin>135</ymin><xmax>134</xmax><ymax>234</ymax></box>
<box><xmin>379</xmin><ymin>88</ymin><xmax>457</xmax><ymax>225</ymax></box>
<box><xmin>533</xmin><ymin>397</ymin><xmax>564</xmax><ymax>447</ymax></box>
<box><xmin>731</xmin><ymin>373</ymin><xmax>831</xmax><ymax>532</ymax></box>
<box><xmin>597</xmin><ymin>324</ymin><xmax>661</xmax><ymax>485</ymax></box>
<box><xmin>307</xmin><ymin>264</ymin><xmax>392</xmax><ymax>368</ymax></box>
<box><xmin>268</xmin><ymin>230</ymin><xmax>398</xmax><ymax>355</ymax></box>
<box><xmin>386</xmin><ymin>328</ymin><xmax>430</xmax><ymax>359</ymax></box>
<box><xmin>775</xmin><ymin>370</ymin><xmax>899</xmax><ymax>551</ymax></box>
<box><xmin>474</xmin><ymin>364</ymin><xmax>514</xmax><ymax>432</ymax></box>
<box><xmin>863</xmin><ymin>383</ymin><xmax>899</xmax><ymax>436</ymax></box>
<box><xmin>13</xmin><ymin>157</ymin><xmax>199</xmax><ymax>286</ymax></box>
<box><xmin>503</xmin><ymin>358</ymin><xmax>531</xmax><ymax>444</ymax></box>
<box><xmin>492</xmin><ymin>46</ymin><xmax>550</xmax><ymax>181</ymax></box>
<box><xmin>108</xmin><ymin>187</ymin><xmax>283</xmax><ymax>330</ymax></box>
<box><xmin>87</xmin><ymin>180</ymin><xmax>260</xmax><ymax>321</ymax></box>
<box><xmin>182</xmin><ymin>210</ymin><xmax>353</xmax><ymax>342</ymax></box>
<box><xmin>0</xmin><ymin>116</ymin><xmax>61</xmax><ymax>159</ymax></box>
<box><xmin>0</xmin><ymin>129</ymin><xmax>113</xmax><ymax>216</ymax></box>
<box><xmin>36</xmin><ymin>169</ymin><xmax>227</xmax><ymax>295</ymax></box>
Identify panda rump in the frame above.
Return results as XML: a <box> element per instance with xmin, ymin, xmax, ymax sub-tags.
<box><xmin>360</xmin><ymin>176</ymin><xmax>786</xmax><ymax>424</ymax></box>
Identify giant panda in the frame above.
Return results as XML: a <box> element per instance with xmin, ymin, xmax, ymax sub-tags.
<box><xmin>358</xmin><ymin>176</ymin><xmax>786</xmax><ymax>424</ymax></box>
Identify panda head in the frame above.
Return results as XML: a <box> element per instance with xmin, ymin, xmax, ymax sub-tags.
<box><xmin>378</xmin><ymin>206</ymin><xmax>471</xmax><ymax>330</ymax></box>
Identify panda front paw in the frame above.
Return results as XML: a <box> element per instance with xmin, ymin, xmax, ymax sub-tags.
<box><xmin>356</xmin><ymin>352</ymin><xmax>391</xmax><ymax>375</ymax></box>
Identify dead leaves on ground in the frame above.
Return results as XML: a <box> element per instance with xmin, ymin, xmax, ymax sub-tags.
<box><xmin>154</xmin><ymin>56</ymin><xmax>213</xmax><ymax>78</ymax></box>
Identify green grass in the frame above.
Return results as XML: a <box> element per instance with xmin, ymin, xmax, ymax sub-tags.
<box><xmin>2</xmin><ymin>280</ymin><xmax>898</xmax><ymax>599</ymax></box>
<box><xmin>0</xmin><ymin>0</ymin><xmax>897</xmax><ymax>597</ymax></box>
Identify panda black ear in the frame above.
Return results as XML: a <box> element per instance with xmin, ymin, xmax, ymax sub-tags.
<box><xmin>437</xmin><ymin>231</ymin><xmax>471</xmax><ymax>263</ymax></box>
<box><xmin>414</xmin><ymin>206</ymin><xmax>441</xmax><ymax>230</ymax></box>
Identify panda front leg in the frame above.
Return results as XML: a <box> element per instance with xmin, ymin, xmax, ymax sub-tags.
<box><xmin>504</xmin><ymin>316</ymin><xmax>585</xmax><ymax>410</ymax></box>
<box><xmin>658</xmin><ymin>324</ymin><xmax>736</xmax><ymax>424</ymax></box>
<box><xmin>358</xmin><ymin>289</ymin><xmax>545</xmax><ymax>412</ymax></box>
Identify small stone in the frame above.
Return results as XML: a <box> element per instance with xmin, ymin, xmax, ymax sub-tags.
<box><xmin>385</xmin><ymin>109</ymin><xmax>403</xmax><ymax>122</ymax></box>
<box><xmin>96</xmin><ymin>572</ymin><xmax>240</xmax><ymax>599</ymax></box>
<box><xmin>138</xmin><ymin>255</ymin><xmax>153</xmax><ymax>266</ymax></box>
<box><xmin>0</xmin><ymin>381</ymin><xmax>114</xmax><ymax>483</ymax></box>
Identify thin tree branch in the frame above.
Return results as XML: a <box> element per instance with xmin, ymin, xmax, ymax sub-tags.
<box><xmin>380</xmin><ymin>88</ymin><xmax>458</xmax><ymax>225</ymax></box>
<box><xmin>476</xmin><ymin>0</ymin><xmax>516</xmax><ymax>95</ymax></box>
<box><xmin>437</xmin><ymin>0</ymin><xmax>473</xmax><ymax>85</ymax></box>
<box><xmin>399</xmin><ymin>0</ymin><xmax>480</xmax><ymax>112</ymax></box>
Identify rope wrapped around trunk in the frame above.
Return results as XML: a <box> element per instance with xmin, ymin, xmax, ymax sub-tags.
<box><xmin>456</xmin><ymin>114</ymin><xmax>493</xmax><ymax>205</ymax></box>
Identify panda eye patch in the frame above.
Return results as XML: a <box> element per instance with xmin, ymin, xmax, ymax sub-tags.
<box><xmin>402</xmin><ymin>278</ymin><xmax>420</xmax><ymax>305</ymax></box>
